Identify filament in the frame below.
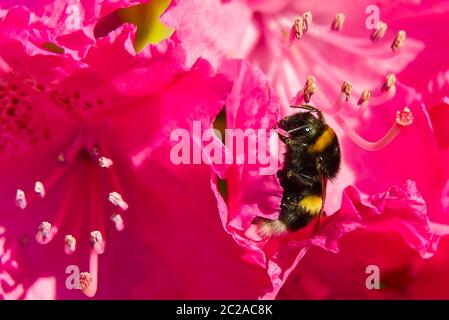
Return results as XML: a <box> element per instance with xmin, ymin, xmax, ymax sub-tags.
<box><xmin>337</xmin><ymin>117</ymin><xmax>401</xmax><ymax>150</ymax></box>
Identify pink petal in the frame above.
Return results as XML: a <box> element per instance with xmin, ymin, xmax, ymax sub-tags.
<box><xmin>161</xmin><ymin>0</ymin><xmax>258</xmax><ymax>68</ymax></box>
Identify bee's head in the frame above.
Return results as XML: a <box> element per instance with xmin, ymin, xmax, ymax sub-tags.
<box><xmin>278</xmin><ymin>111</ymin><xmax>324</xmax><ymax>141</ymax></box>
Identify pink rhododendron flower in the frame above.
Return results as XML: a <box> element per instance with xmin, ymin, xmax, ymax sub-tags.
<box><xmin>0</xmin><ymin>5</ymin><xmax>274</xmax><ymax>299</ymax></box>
<box><xmin>2</xmin><ymin>0</ymin><xmax>449</xmax><ymax>301</ymax></box>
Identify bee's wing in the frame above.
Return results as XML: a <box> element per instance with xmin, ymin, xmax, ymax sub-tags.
<box><xmin>312</xmin><ymin>172</ymin><xmax>327</xmax><ymax>235</ymax></box>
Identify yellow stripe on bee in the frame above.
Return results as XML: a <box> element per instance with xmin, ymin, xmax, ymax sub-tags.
<box><xmin>308</xmin><ymin>126</ymin><xmax>335</xmax><ymax>153</ymax></box>
<box><xmin>298</xmin><ymin>195</ymin><xmax>323</xmax><ymax>216</ymax></box>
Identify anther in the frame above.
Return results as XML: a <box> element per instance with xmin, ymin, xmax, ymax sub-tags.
<box><xmin>36</xmin><ymin>221</ymin><xmax>54</xmax><ymax>244</ymax></box>
<box><xmin>341</xmin><ymin>81</ymin><xmax>352</xmax><ymax>101</ymax></box>
<box><xmin>370</xmin><ymin>21</ymin><xmax>387</xmax><ymax>42</ymax></box>
<box><xmin>34</xmin><ymin>181</ymin><xmax>46</xmax><ymax>198</ymax></box>
<box><xmin>303</xmin><ymin>76</ymin><xmax>316</xmax><ymax>103</ymax></box>
<box><xmin>99</xmin><ymin>156</ymin><xmax>114</xmax><ymax>168</ymax></box>
<box><xmin>15</xmin><ymin>189</ymin><xmax>27</xmax><ymax>209</ymax></box>
<box><xmin>111</xmin><ymin>213</ymin><xmax>124</xmax><ymax>231</ymax></box>
<box><xmin>302</xmin><ymin>11</ymin><xmax>312</xmax><ymax>32</ymax></box>
<box><xmin>64</xmin><ymin>235</ymin><xmax>76</xmax><ymax>255</ymax></box>
<box><xmin>383</xmin><ymin>73</ymin><xmax>396</xmax><ymax>91</ymax></box>
<box><xmin>108</xmin><ymin>192</ymin><xmax>129</xmax><ymax>211</ymax></box>
<box><xmin>396</xmin><ymin>107</ymin><xmax>414</xmax><ymax>126</ymax></box>
<box><xmin>358</xmin><ymin>90</ymin><xmax>372</xmax><ymax>105</ymax></box>
<box><xmin>391</xmin><ymin>30</ymin><xmax>406</xmax><ymax>52</ymax></box>
<box><xmin>294</xmin><ymin>16</ymin><xmax>305</xmax><ymax>39</ymax></box>
<box><xmin>90</xmin><ymin>231</ymin><xmax>105</xmax><ymax>254</ymax></box>
<box><xmin>292</xmin><ymin>12</ymin><xmax>313</xmax><ymax>40</ymax></box>
<box><xmin>331</xmin><ymin>13</ymin><xmax>345</xmax><ymax>31</ymax></box>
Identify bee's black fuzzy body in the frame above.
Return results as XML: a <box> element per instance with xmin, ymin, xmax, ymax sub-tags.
<box><xmin>259</xmin><ymin>105</ymin><xmax>341</xmax><ymax>237</ymax></box>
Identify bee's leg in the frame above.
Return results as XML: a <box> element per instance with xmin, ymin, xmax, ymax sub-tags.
<box><xmin>292</xmin><ymin>104</ymin><xmax>317</xmax><ymax>112</ymax></box>
<box><xmin>273</xmin><ymin>127</ymin><xmax>289</xmax><ymax>143</ymax></box>
<box><xmin>292</xmin><ymin>104</ymin><xmax>323</xmax><ymax>122</ymax></box>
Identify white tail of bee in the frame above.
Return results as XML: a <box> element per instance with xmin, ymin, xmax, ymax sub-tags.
<box><xmin>255</xmin><ymin>218</ymin><xmax>288</xmax><ymax>238</ymax></box>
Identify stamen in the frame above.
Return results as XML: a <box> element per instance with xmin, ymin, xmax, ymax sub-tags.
<box><xmin>293</xmin><ymin>16</ymin><xmax>305</xmax><ymax>39</ymax></box>
<box><xmin>99</xmin><ymin>138</ymin><xmax>130</xmax><ymax>230</ymax></box>
<box><xmin>111</xmin><ymin>213</ymin><xmax>124</xmax><ymax>231</ymax></box>
<box><xmin>331</xmin><ymin>13</ymin><xmax>345</xmax><ymax>31</ymax></box>
<box><xmin>323</xmin><ymin>81</ymin><xmax>352</xmax><ymax>115</ymax></box>
<box><xmin>358</xmin><ymin>90</ymin><xmax>372</xmax><ymax>106</ymax></box>
<box><xmin>34</xmin><ymin>181</ymin><xmax>46</xmax><ymax>198</ymax></box>
<box><xmin>89</xmin><ymin>231</ymin><xmax>105</xmax><ymax>254</ymax></box>
<box><xmin>370</xmin><ymin>21</ymin><xmax>387</xmax><ymax>42</ymax></box>
<box><xmin>303</xmin><ymin>76</ymin><xmax>316</xmax><ymax>103</ymax></box>
<box><xmin>64</xmin><ymin>235</ymin><xmax>76</xmax><ymax>255</ymax></box>
<box><xmin>36</xmin><ymin>221</ymin><xmax>56</xmax><ymax>244</ymax></box>
<box><xmin>302</xmin><ymin>11</ymin><xmax>312</xmax><ymax>32</ymax></box>
<box><xmin>26</xmin><ymin>161</ymin><xmax>72</xmax><ymax>208</ymax></box>
<box><xmin>99</xmin><ymin>156</ymin><xmax>114</xmax><ymax>168</ymax></box>
<box><xmin>292</xmin><ymin>75</ymin><xmax>317</xmax><ymax>104</ymax></box>
<box><xmin>15</xmin><ymin>189</ymin><xmax>27</xmax><ymax>209</ymax></box>
<box><xmin>291</xmin><ymin>12</ymin><xmax>312</xmax><ymax>40</ymax></box>
<box><xmin>383</xmin><ymin>73</ymin><xmax>396</xmax><ymax>91</ymax></box>
<box><xmin>357</xmin><ymin>90</ymin><xmax>373</xmax><ymax>115</ymax></box>
<box><xmin>334</xmin><ymin>107</ymin><xmax>414</xmax><ymax>151</ymax></box>
<box><xmin>341</xmin><ymin>81</ymin><xmax>352</xmax><ymax>102</ymax></box>
<box><xmin>391</xmin><ymin>30</ymin><xmax>406</xmax><ymax>52</ymax></box>
<box><xmin>79</xmin><ymin>251</ymin><xmax>98</xmax><ymax>297</ymax></box>
<box><xmin>108</xmin><ymin>192</ymin><xmax>129</xmax><ymax>211</ymax></box>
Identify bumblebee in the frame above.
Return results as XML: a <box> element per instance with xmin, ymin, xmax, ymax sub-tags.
<box><xmin>258</xmin><ymin>104</ymin><xmax>341</xmax><ymax>237</ymax></box>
